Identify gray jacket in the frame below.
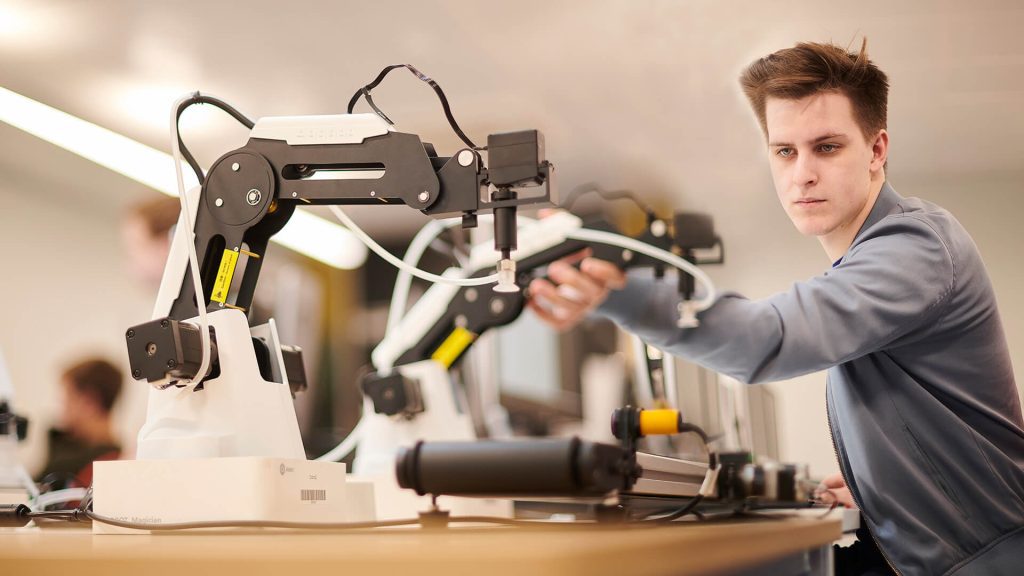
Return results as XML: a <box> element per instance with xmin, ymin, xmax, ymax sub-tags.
<box><xmin>598</xmin><ymin>183</ymin><xmax>1024</xmax><ymax>575</ymax></box>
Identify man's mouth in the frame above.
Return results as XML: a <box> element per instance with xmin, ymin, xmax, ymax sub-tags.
<box><xmin>795</xmin><ymin>198</ymin><xmax>825</xmax><ymax>205</ymax></box>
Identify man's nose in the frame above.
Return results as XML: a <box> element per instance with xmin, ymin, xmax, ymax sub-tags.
<box><xmin>793</xmin><ymin>154</ymin><xmax>818</xmax><ymax>187</ymax></box>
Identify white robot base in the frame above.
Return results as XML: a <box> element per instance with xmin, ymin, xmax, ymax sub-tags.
<box><xmin>92</xmin><ymin>457</ymin><xmax>374</xmax><ymax>534</ymax></box>
<box><xmin>96</xmin><ymin>310</ymin><xmax>374</xmax><ymax>534</ymax></box>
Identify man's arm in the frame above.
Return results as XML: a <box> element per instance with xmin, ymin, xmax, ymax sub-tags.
<box><xmin>533</xmin><ymin>215</ymin><xmax>955</xmax><ymax>384</ymax></box>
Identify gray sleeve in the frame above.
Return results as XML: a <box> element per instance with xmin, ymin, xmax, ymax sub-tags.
<box><xmin>596</xmin><ymin>215</ymin><xmax>956</xmax><ymax>384</ymax></box>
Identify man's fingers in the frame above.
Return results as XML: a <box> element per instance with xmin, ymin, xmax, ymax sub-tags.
<box><xmin>821</xmin><ymin>473</ymin><xmax>846</xmax><ymax>489</ymax></box>
<box><xmin>526</xmin><ymin>297</ymin><xmax>577</xmax><ymax>332</ymax></box>
<box><xmin>548</xmin><ymin>261</ymin><xmax>603</xmax><ymax>301</ymax></box>
<box><xmin>529</xmin><ymin>278</ymin><xmax>591</xmax><ymax>314</ymax></box>
<box><xmin>581</xmin><ymin>258</ymin><xmax>627</xmax><ymax>290</ymax></box>
<box><xmin>558</xmin><ymin>248</ymin><xmax>593</xmax><ymax>267</ymax></box>
<box><xmin>834</xmin><ymin>487</ymin><xmax>856</xmax><ymax>509</ymax></box>
<box><xmin>526</xmin><ymin>255</ymin><xmax>624</xmax><ymax>332</ymax></box>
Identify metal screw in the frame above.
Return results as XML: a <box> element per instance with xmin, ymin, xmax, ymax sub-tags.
<box><xmin>126</xmin><ymin>329</ymin><xmax>135</xmax><ymax>339</ymax></box>
<box><xmin>160</xmin><ymin>319</ymin><xmax>169</xmax><ymax>328</ymax></box>
<box><xmin>167</xmin><ymin>359</ymin><xmax>177</xmax><ymax>368</ymax></box>
<box><xmin>370</xmin><ymin>190</ymin><xmax>376</xmax><ymax>197</ymax></box>
<box><xmin>246</xmin><ymin>189</ymin><xmax>262</xmax><ymax>206</ymax></box>
<box><xmin>622</xmin><ymin>249</ymin><xmax>634</xmax><ymax>262</ymax></box>
<box><xmin>418</xmin><ymin>191</ymin><xmax>430</xmax><ymax>203</ymax></box>
<box><xmin>215</xmin><ymin>198</ymin><xmax>224</xmax><ymax>207</ymax></box>
<box><xmin>292</xmin><ymin>192</ymin><xmax>298</xmax><ymax>198</ymax></box>
<box><xmin>458</xmin><ymin>150</ymin><xmax>474</xmax><ymax>167</ymax></box>
<box><xmin>465</xmin><ymin>288</ymin><xmax>478</xmax><ymax>303</ymax></box>
<box><xmin>490</xmin><ymin>298</ymin><xmax>506</xmax><ymax>315</ymax></box>
<box><xmin>455</xmin><ymin>314</ymin><xmax>468</xmax><ymax>328</ymax></box>
<box><xmin>132</xmin><ymin>370</ymin><xmax>141</xmax><ymax>379</ymax></box>
<box><xmin>231</xmin><ymin>162</ymin><xmax>240</xmax><ymax>171</ymax></box>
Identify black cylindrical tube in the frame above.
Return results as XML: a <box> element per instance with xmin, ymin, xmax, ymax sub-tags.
<box><xmin>396</xmin><ymin>438</ymin><xmax>629</xmax><ymax>497</ymax></box>
<box><xmin>492</xmin><ymin>188</ymin><xmax>518</xmax><ymax>258</ymax></box>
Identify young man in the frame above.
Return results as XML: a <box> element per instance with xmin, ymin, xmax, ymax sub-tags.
<box><xmin>529</xmin><ymin>41</ymin><xmax>1023</xmax><ymax>575</ymax></box>
<box><xmin>37</xmin><ymin>358</ymin><xmax>122</xmax><ymax>489</ymax></box>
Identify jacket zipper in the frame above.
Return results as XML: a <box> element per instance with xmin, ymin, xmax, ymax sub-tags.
<box><xmin>826</xmin><ymin>387</ymin><xmax>904</xmax><ymax>576</ymax></box>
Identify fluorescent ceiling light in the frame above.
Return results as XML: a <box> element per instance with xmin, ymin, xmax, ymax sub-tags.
<box><xmin>0</xmin><ymin>86</ymin><xmax>367</xmax><ymax>269</ymax></box>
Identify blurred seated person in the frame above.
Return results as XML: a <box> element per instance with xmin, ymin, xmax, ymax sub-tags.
<box><xmin>36</xmin><ymin>358</ymin><xmax>123</xmax><ymax>489</ymax></box>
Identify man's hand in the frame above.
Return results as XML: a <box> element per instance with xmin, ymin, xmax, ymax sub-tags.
<box><xmin>815</xmin><ymin>472</ymin><xmax>857</xmax><ymax>509</ymax></box>
<box><xmin>527</xmin><ymin>250</ymin><xmax>627</xmax><ymax>331</ymax></box>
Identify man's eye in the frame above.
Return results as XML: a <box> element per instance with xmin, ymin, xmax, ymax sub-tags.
<box><xmin>776</xmin><ymin>148</ymin><xmax>794</xmax><ymax>157</ymax></box>
<box><xmin>818</xmin><ymin>144</ymin><xmax>838</xmax><ymax>153</ymax></box>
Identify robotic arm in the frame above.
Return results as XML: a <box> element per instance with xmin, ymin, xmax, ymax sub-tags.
<box><xmin>122</xmin><ymin>90</ymin><xmax>554</xmax><ymax>462</ymax></box>
<box><xmin>362</xmin><ymin>210</ymin><xmax>724</xmax><ymax>418</ymax></box>
<box><xmin>126</xmin><ymin>111</ymin><xmax>552</xmax><ymax>389</ymax></box>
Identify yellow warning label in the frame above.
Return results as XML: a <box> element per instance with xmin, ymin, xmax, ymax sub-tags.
<box><xmin>431</xmin><ymin>327</ymin><xmax>478</xmax><ymax>369</ymax></box>
<box><xmin>211</xmin><ymin>249</ymin><xmax>239</xmax><ymax>304</ymax></box>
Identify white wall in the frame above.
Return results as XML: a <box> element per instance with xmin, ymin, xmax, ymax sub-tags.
<box><xmin>0</xmin><ymin>171</ymin><xmax>153</xmax><ymax>474</ymax></box>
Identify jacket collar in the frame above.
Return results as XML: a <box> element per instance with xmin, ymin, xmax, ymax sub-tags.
<box><xmin>833</xmin><ymin>181</ymin><xmax>900</xmax><ymax>267</ymax></box>
<box><xmin>854</xmin><ymin>181</ymin><xmax>901</xmax><ymax>244</ymax></box>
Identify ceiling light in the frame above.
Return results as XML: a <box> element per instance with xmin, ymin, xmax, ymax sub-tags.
<box><xmin>0</xmin><ymin>86</ymin><xmax>367</xmax><ymax>269</ymax></box>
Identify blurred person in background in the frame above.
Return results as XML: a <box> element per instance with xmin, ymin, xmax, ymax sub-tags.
<box><xmin>121</xmin><ymin>194</ymin><xmax>180</xmax><ymax>288</ymax></box>
<box><xmin>36</xmin><ymin>358</ymin><xmax>123</xmax><ymax>489</ymax></box>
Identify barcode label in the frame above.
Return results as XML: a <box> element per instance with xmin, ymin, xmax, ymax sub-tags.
<box><xmin>301</xmin><ymin>489</ymin><xmax>326</xmax><ymax>502</ymax></box>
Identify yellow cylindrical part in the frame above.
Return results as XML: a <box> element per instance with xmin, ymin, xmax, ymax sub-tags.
<box><xmin>639</xmin><ymin>409</ymin><xmax>681</xmax><ymax>436</ymax></box>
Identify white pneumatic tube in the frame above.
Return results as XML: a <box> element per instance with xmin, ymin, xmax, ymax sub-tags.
<box><xmin>386</xmin><ymin>217</ymin><xmax>462</xmax><ymax>337</ymax></box>
<box><xmin>315</xmin><ymin>403</ymin><xmax>372</xmax><ymax>462</ymax></box>
<box><xmin>169</xmin><ymin>93</ymin><xmax>214</xmax><ymax>387</ymax></box>
<box><xmin>329</xmin><ymin>206</ymin><xmax>502</xmax><ymax>288</ymax></box>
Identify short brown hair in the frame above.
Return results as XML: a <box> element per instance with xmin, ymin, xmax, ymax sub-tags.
<box><xmin>740</xmin><ymin>39</ymin><xmax>889</xmax><ymax>141</ymax></box>
<box><xmin>127</xmin><ymin>195</ymin><xmax>181</xmax><ymax>238</ymax></box>
<box><xmin>62</xmin><ymin>358</ymin><xmax>123</xmax><ymax>413</ymax></box>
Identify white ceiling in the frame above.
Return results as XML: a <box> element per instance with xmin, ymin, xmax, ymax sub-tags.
<box><xmin>1</xmin><ymin>0</ymin><xmax>1022</xmax><ymax>240</ymax></box>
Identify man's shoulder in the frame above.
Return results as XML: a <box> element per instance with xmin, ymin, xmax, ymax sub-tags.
<box><xmin>854</xmin><ymin>193</ymin><xmax>966</xmax><ymax>258</ymax></box>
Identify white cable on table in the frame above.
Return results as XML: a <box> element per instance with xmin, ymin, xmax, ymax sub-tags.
<box><xmin>31</xmin><ymin>487</ymin><xmax>86</xmax><ymax>511</ymax></box>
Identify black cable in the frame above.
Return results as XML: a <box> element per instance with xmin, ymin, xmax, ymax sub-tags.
<box><xmin>644</xmin><ymin>495</ymin><xmax>704</xmax><ymax>523</ymax></box>
<box><xmin>679</xmin><ymin>422</ymin><xmax>710</xmax><ymax>445</ymax></box>
<box><xmin>175</xmin><ymin>92</ymin><xmax>256</xmax><ymax>186</ymax></box>
<box><xmin>347</xmin><ymin>64</ymin><xmax>482</xmax><ymax>150</ymax></box>
<box><xmin>362</xmin><ymin>89</ymin><xmax>394</xmax><ymax>126</ymax></box>
<box><xmin>27</xmin><ymin>510</ymin><xmax>80</xmax><ymax>520</ymax></box>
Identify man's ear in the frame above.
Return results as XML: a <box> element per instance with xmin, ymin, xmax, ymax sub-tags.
<box><xmin>870</xmin><ymin>129</ymin><xmax>889</xmax><ymax>172</ymax></box>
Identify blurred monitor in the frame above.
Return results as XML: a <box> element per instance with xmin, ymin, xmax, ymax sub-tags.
<box><xmin>747</xmin><ymin>384</ymin><xmax>779</xmax><ymax>461</ymax></box>
<box><xmin>494</xmin><ymin>313</ymin><xmax>617</xmax><ymax>435</ymax></box>
<box><xmin>671</xmin><ymin>357</ymin><xmax>779</xmax><ymax>461</ymax></box>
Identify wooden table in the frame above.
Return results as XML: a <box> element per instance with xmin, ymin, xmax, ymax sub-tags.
<box><xmin>0</xmin><ymin>515</ymin><xmax>841</xmax><ymax>576</ymax></box>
